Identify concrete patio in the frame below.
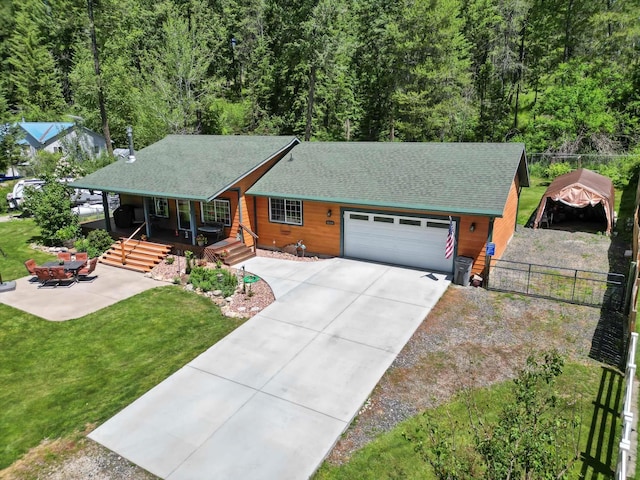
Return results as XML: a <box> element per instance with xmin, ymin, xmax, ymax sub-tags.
<box><xmin>0</xmin><ymin>263</ymin><xmax>160</xmax><ymax>321</ymax></box>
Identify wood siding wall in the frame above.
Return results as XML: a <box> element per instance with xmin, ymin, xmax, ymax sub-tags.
<box><xmin>491</xmin><ymin>178</ymin><xmax>520</xmax><ymax>260</ymax></box>
<box><xmin>253</xmin><ymin>197</ymin><xmax>343</xmax><ymax>255</ymax></box>
<box><xmin>251</xmin><ymin>176</ymin><xmax>521</xmax><ymax>275</ymax></box>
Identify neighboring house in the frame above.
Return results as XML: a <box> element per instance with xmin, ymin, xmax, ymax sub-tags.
<box><xmin>15</xmin><ymin>121</ymin><xmax>107</xmax><ymax>159</ymax></box>
<box><xmin>70</xmin><ymin>135</ymin><xmax>528</xmax><ymax>276</ymax></box>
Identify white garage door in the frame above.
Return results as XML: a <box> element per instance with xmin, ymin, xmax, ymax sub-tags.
<box><xmin>343</xmin><ymin>211</ymin><xmax>454</xmax><ymax>272</ymax></box>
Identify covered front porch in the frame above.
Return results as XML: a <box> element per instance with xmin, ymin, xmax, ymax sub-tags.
<box><xmin>81</xmin><ymin>218</ymin><xmax>256</xmax><ymax>267</ymax></box>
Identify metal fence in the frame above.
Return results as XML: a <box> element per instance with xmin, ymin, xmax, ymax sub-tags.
<box><xmin>487</xmin><ymin>259</ymin><xmax>626</xmax><ymax>310</ymax></box>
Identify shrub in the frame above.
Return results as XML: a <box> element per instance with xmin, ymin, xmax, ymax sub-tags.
<box><xmin>188</xmin><ymin>266</ymin><xmax>238</xmax><ymax>297</ymax></box>
<box><xmin>165</xmin><ymin>256</ymin><xmax>175</xmax><ymax>265</ymax></box>
<box><xmin>22</xmin><ymin>177</ymin><xmax>78</xmax><ymax>246</ymax></box>
<box><xmin>54</xmin><ymin>224</ymin><xmax>80</xmax><ymax>244</ymax></box>
<box><xmin>75</xmin><ymin>229</ymin><xmax>114</xmax><ymax>258</ymax></box>
<box><xmin>544</xmin><ymin>162</ymin><xmax>573</xmax><ymax>180</ymax></box>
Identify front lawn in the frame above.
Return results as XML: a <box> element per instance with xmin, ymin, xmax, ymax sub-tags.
<box><xmin>0</xmin><ymin>218</ymin><xmax>55</xmax><ymax>280</ymax></box>
<box><xmin>0</xmin><ymin>287</ymin><xmax>244</xmax><ymax>469</ymax></box>
<box><xmin>314</xmin><ymin>362</ymin><xmax>620</xmax><ymax>479</ymax></box>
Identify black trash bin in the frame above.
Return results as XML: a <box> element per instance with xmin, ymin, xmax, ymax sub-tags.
<box><xmin>453</xmin><ymin>256</ymin><xmax>473</xmax><ymax>286</ymax></box>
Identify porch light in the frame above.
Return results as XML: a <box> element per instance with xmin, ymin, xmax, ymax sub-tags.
<box><xmin>469</xmin><ymin>222</ymin><xmax>476</xmax><ymax>232</ymax></box>
<box><xmin>327</xmin><ymin>209</ymin><xmax>332</xmax><ymax>218</ymax></box>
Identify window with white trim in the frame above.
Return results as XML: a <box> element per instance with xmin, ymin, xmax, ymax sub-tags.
<box><xmin>201</xmin><ymin>199</ymin><xmax>231</xmax><ymax>226</ymax></box>
<box><xmin>269</xmin><ymin>198</ymin><xmax>302</xmax><ymax>225</ymax></box>
<box><xmin>150</xmin><ymin>197</ymin><xmax>169</xmax><ymax>218</ymax></box>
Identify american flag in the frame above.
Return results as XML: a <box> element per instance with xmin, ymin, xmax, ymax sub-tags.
<box><xmin>445</xmin><ymin>217</ymin><xmax>455</xmax><ymax>259</ymax></box>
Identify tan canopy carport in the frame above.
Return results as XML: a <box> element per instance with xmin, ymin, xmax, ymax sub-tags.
<box><xmin>533</xmin><ymin>168</ymin><xmax>615</xmax><ymax>234</ymax></box>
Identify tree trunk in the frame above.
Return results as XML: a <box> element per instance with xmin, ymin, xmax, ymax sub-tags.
<box><xmin>304</xmin><ymin>64</ymin><xmax>316</xmax><ymax>142</ymax></box>
<box><xmin>87</xmin><ymin>0</ymin><xmax>112</xmax><ymax>155</ymax></box>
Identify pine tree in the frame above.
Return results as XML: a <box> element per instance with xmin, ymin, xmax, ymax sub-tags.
<box><xmin>7</xmin><ymin>0</ymin><xmax>66</xmax><ymax>119</ymax></box>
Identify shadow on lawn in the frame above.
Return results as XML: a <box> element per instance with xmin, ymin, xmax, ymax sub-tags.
<box><xmin>579</xmin><ymin>366</ymin><xmax>623</xmax><ymax>479</ymax></box>
<box><xmin>588</xmin><ymin>221</ymin><xmax>631</xmax><ymax>370</ymax></box>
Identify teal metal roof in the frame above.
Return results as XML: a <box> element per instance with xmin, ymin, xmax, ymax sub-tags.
<box><xmin>19</xmin><ymin>122</ymin><xmax>74</xmax><ymax>144</ymax></box>
<box><xmin>247</xmin><ymin>142</ymin><xmax>528</xmax><ymax>217</ymax></box>
<box><xmin>69</xmin><ymin>135</ymin><xmax>299</xmax><ymax>201</ymax></box>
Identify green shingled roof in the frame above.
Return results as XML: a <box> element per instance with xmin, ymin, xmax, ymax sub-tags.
<box><xmin>247</xmin><ymin>142</ymin><xmax>528</xmax><ymax>217</ymax></box>
<box><xmin>69</xmin><ymin>135</ymin><xmax>299</xmax><ymax>201</ymax></box>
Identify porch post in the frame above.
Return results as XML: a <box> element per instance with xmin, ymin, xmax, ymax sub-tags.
<box><xmin>143</xmin><ymin>197</ymin><xmax>151</xmax><ymax>238</ymax></box>
<box><xmin>189</xmin><ymin>201</ymin><xmax>197</xmax><ymax>245</ymax></box>
<box><xmin>101</xmin><ymin>192</ymin><xmax>111</xmax><ymax>232</ymax></box>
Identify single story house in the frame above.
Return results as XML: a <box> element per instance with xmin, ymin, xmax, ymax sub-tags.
<box><xmin>70</xmin><ymin>136</ymin><xmax>528</xmax><ymax>276</ymax></box>
<box><xmin>14</xmin><ymin>121</ymin><xmax>107</xmax><ymax>159</ymax></box>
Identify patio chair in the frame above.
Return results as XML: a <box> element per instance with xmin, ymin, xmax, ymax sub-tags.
<box><xmin>34</xmin><ymin>267</ymin><xmax>57</xmax><ymax>288</ymax></box>
<box><xmin>77</xmin><ymin>257</ymin><xmax>98</xmax><ymax>282</ymax></box>
<box><xmin>48</xmin><ymin>266</ymin><xmax>75</xmax><ymax>287</ymax></box>
<box><xmin>24</xmin><ymin>259</ymin><xmax>37</xmax><ymax>276</ymax></box>
<box><xmin>74</xmin><ymin>252</ymin><xmax>88</xmax><ymax>262</ymax></box>
<box><xmin>57</xmin><ymin>252</ymin><xmax>72</xmax><ymax>261</ymax></box>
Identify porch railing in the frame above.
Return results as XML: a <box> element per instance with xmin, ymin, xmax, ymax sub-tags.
<box><xmin>120</xmin><ymin>222</ymin><xmax>147</xmax><ymax>265</ymax></box>
<box><xmin>239</xmin><ymin>223</ymin><xmax>259</xmax><ymax>252</ymax></box>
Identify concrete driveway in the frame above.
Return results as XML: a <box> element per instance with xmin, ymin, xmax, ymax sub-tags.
<box><xmin>89</xmin><ymin>257</ymin><xmax>451</xmax><ymax>479</ymax></box>
<box><xmin>0</xmin><ymin>264</ymin><xmax>160</xmax><ymax>321</ymax></box>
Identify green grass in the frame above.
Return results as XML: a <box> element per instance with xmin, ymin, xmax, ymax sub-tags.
<box><xmin>0</xmin><ymin>218</ymin><xmax>56</xmax><ymax>280</ymax></box>
<box><xmin>0</xmin><ymin>287</ymin><xmax>244</xmax><ymax>469</ymax></box>
<box><xmin>518</xmin><ymin>175</ymin><xmax>549</xmax><ymax>225</ymax></box>
<box><xmin>0</xmin><ymin>181</ymin><xmax>14</xmax><ymax>214</ymax></box>
<box><xmin>314</xmin><ymin>362</ymin><xmax>621</xmax><ymax>479</ymax></box>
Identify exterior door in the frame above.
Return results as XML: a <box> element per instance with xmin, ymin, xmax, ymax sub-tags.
<box><xmin>176</xmin><ymin>199</ymin><xmax>191</xmax><ymax>231</ymax></box>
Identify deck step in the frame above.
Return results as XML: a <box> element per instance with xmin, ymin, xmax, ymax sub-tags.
<box><xmin>203</xmin><ymin>238</ymin><xmax>256</xmax><ymax>265</ymax></box>
<box><xmin>100</xmin><ymin>239</ymin><xmax>171</xmax><ymax>273</ymax></box>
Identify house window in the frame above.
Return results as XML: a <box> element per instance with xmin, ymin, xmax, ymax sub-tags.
<box><xmin>201</xmin><ymin>199</ymin><xmax>231</xmax><ymax>226</ymax></box>
<box><xmin>53</xmin><ymin>146</ymin><xmax>63</xmax><ymax>154</ymax></box>
<box><xmin>150</xmin><ymin>197</ymin><xmax>169</xmax><ymax>218</ymax></box>
<box><xmin>269</xmin><ymin>198</ymin><xmax>302</xmax><ymax>225</ymax></box>
<box><xmin>93</xmin><ymin>145</ymin><xmax>100</xmax><ymax>154</ymax></box>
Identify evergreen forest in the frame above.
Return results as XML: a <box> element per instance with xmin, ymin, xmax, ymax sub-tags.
<box><xmin>0</xmin><ymin>0</ymin><xmax>638</xmax><ymax>154</ymax></box>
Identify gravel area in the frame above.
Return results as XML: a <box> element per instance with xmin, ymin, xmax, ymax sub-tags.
<box><xmin>2</xmin><ymin>229</ymin><xmax>631</xmax><ymax>478</ymax></box>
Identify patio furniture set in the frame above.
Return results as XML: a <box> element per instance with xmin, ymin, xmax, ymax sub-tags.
<box><xmin>24</xmin><ymin>252</ymin><xmax>98</xmax><ymax>288</ymax></box>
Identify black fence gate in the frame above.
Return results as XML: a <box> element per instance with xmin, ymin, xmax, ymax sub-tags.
<box><xmin>487</xmin><ymin>259</ymin><xmax>626</xmax><ymax>310</ymax></box>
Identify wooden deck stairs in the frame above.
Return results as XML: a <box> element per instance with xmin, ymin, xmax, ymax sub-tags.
<box><xmin>203</xmin><ymin>238</ymin><xmax>256</xmax><ymax>266</ymax></box>
<box><xmin>100</xmin><ymin>239</ymin><xmax>172</xmax><ymax>273</ymax></box>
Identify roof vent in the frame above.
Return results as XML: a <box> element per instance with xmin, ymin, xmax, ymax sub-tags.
<box><xmin>125</xmin><ymin>125</ymin><xmax>136</xmax><ymax>163</ymax></box>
